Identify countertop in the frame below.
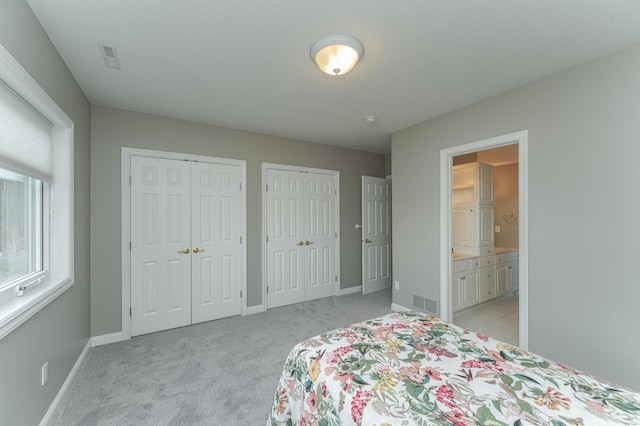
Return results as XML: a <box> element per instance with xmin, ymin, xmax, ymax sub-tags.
<box><xmin>494</xmin><ymin>246</ymin><xmax>518</xmax><ymax>254</ymax></box>
<box><xmin>452</xmin><ymin>246</ymin><xmax>518</xmax><ymax>261</ymax></box>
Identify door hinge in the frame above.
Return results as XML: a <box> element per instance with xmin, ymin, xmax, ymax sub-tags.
<box><xmin>239</xmin><ymin>182</ymin><xmax>242</xmax><ymax>190</ymax></box>
<box><xmin>240</xmin><ymin>290</ymin><xmax>243</xmax><ymax>298</ymax></box>
<box><xmin>334</xmin><ymin>189</ymin><xmax>337</xmax><ymax>195</ymax></box>
<box><xmin>129</xmin><ymin>176</ymin><xmax>132</xmax><ymax>185</ymax></box>
<box><xmin>240</xmin><ymin>236</ymin><xmax>243</xmax><ymax>244</ymax></box>
<box><xmin>335</xmin><ymin>275</ymin><xmax>338</xmax><ymax>282</ymax></box>
<box><xmin>335</xmin><ymin>232</ymin><xmax>337</xmax><ymax>238</ymax></box>
<box><xmin>266</xmin><ymin>184</ymin><xmax>269</xmax><ymax>192</ymax></box>
<box><xmin>129</xmin><ymin>307</ymin><xmax>132</xmax><ymax>317</ymax></box>
<box><xmin>266</xmin><ymin>286</ymin><xmax>269</xmax><ymax>294</ymax></box>
<box><xmin>129</xmin><ymin>241</ymin><xmax>132</xmax><ymax>251</ymax></box>
<box><xmin>266</xmin><ymin>235</ymin><xmax>269</xmax><ymax>242</ymax></box>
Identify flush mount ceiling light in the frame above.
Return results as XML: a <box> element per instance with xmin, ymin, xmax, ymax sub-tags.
<box><xmin>310</xmin><ymin>35</ymin><xmax>364</xmax><ymax>76</ymax></box>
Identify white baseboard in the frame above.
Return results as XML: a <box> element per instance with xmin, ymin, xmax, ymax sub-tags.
<box><xmin>339</xmin><ymin>285</ymin><xmax>362</xmax><ymax>296</ymax></box>
<box><xmin>91</xmin><ymin>331</ymin><xmax>126</xmax><ymax>347</ymax></box>
<box><xmin>40</xmin><ymin>340</ymin><xmax>91</xmax><ymax>426</ymax></box>
<box><xmin>245</xmin><ymin>304</ymin><xmax>264</xmax><ymax>315</ymax></box>
<box><xmin>391</xmin><ymin>303</ymin><xmax>413</xmax><ymax>312</ymax></box>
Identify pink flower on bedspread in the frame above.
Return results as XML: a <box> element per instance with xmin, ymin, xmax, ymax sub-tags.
<box><xmin>423</xmin><ymin>366</ymin><xmax>442</xmax><ymax>381</ymax></box>
<box><xmin>443</xmin><ymin>409</ymin><xmax>469</xmax><ymax>426</ymax></box>
<box><xmin>335</xmin><ymin>331</ymin><xmax>364</xmax><ymax>343</ymax></box>
<box><xmin>324</xmin><ymin>366</ymin><xmax>354</xmax><ymax>391</ymax></box>
<box><xmin>327</xmin><ymin>345</ymin><xmax>355</xmax><ymax>364</ymax></box>
<box><xmin>476</xmin><ymin>332</ymin><xmax>489</xmax><ymax>341</ymax></box>
<box><xmin>351</xmin><ymin>390</ymin><xmax>374</xmax><ymax>425</ymax></box>
<box><xmin>461</xmin><ymin>359</ymin><xmax>503</xmax><ymax>373</ymax></box>
<box><xmin>435</xmin><ymin>384</ymin><xmax>457</xmax><ymax>409</ymax></box>
<box><xmin>371</xmin><ymin>326</ymin><xmax>396</xmax><ymax>341</ymax></box>
<box><xmin>306</xmin><ymin>390</ymin><xmax>317</xmax><ymax>412</ymax></box>
<box><xmin>487</xmin><ymin>350</ymin><xmax>506</xmax><ymax>362</ymax></box>
<box><xmin>397</xmin><ymin>362</ymin><xmax>423</xmax><ymax>383</ymax></box>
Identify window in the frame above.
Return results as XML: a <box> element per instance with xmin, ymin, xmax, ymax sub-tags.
<box><xmin>0</xmin><ymin>168</ymin><xmax>43</xmax><ymax>289</ymax></box>
<box><xmin>0</xmin><ymin>43</ymin><xmax>74</xmax><ymax>340</ymax></box>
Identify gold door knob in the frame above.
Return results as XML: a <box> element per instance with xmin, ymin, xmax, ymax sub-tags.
<box><xmin>364</xmin><ymin>239</ymin><xmax>372</xmax><ymax>243</ymax></box>
<box><xmin>178</xmin><ymin>248</ymin><xmax>190</xmax><ymax>254</ymax></box>
<box><xmin>305</xmin><ymin>241</ymin><xmax>314</xmax><ymax>245</ymax></box>
<box><xmin>193</xmin><ymin>247</ymin><xmax>204</xmax><ymax>253</ymax></box>
<box><xmin>296</xmin><ymin>241</ymin><xmax>304</xmax><ymax>246</ymax></box>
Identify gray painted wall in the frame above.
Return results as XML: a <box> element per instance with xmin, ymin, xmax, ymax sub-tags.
<box><xmin>0</xmin><ymin>1</ymin><xmax>91</xmax><ymax>425</ymax></box>
<box><xmin>91</xmin><ymin>106</ymin><xmax>385</xmax><ymax>336</ymax></box>
<box><xmin>392</xmin><ymin>43</ymin><xmax>640</xmax><ymax>390</ymax></box>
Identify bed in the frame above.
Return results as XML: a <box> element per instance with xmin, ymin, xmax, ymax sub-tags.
<box><xmin>268</xmin><ymin>311</ymin><xmax>640</xmax><ymax>425</ymax></box>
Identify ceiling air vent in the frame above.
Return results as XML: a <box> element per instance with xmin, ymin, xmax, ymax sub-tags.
<box><xmin>99</xmin><ymin>44</ymin><xmax>121</xmax><ymax>70</ymax></box>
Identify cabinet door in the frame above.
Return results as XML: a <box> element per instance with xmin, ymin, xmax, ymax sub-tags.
<box><xmin>453</xmin><ymin>205</ymin><xmax>475</xmax><ymax>248</ymax></box>
<box><xmin>508</xmin><ymin>261</ymin><xmax>519</xmax><ymax>292</ymax></box>
<box><xmin>479</xmin><ymin>282</ymin><xmax>495</xmax><ymax>302</ymax></box>
<box><xmin>495</xmin><ymin>263</ymin><xmax>508</xmax><ymax>297</ymax></box>
<box><xmin>478</xmin><ymin>204</ymin><xmax>494</xmax><ymax>246</ymax></box>
<box><xmin>461</xmin><ymin>270</ymin><xmax>479</xmax><ymax>308</ymax></box>
<box><xmin>478</xmin><ymin>163</ymin><xmax>494</xmax><ymax>203</ymax></box>
<box><xmin>451</xmin><ymin>273</ymin><xmax>462</xmax><ymax>312</ymax></box>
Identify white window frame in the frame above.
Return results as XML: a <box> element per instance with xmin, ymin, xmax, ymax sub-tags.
<box><xmin>0</xmin><ymin>44</ymin><xmax>74</xmax><ymax>340</ymax></box>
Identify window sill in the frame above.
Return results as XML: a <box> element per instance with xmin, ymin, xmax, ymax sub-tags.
<box><xmin>0</xmin><ymin>277</ymin><xmax>74</xmax><ymax>341</ymax></box>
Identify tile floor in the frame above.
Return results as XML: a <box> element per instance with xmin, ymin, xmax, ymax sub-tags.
<box><xmin>453</xmin><ymin>293</ymin><xmax>519</xmax><ymax>346</ymax></box>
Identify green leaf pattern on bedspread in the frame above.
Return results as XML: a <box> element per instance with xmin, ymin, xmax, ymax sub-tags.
<box><xmin>268</xmin><ymin>311</ymin><xmax>640</xmax><ymax>425</ymax></box>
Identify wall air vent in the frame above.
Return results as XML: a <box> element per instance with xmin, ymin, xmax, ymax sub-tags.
<box><xmin>99</xmin><ymin>44</ymin><xmax>121</xmax><ymax>70</ymax></box>
<box><xmin>413</xmin><ymin>294</ymin><xmax>439</xmax><ymax>316</ymax></box>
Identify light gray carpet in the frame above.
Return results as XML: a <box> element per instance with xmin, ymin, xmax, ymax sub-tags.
<box><xmin>51</xmin><ymin>289</ymin><xmax>392</xmax><ymax>425</ymax></box>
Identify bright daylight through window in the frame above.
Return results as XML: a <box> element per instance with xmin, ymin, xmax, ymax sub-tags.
<box><xmin>0</xmin><ymin>168</ymin><xmax>43</xmax><ymax>289</ymax></box>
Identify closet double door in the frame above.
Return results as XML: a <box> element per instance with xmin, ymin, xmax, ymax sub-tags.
<box><xmin>265</xmin><ymin>168</ymin><xmax>338</xmax><ymax>309</ymax></box>
<box><xmin>130</xmin><ymin>156</ymin><xmax>244</xmax><ymax>336</ymax></box>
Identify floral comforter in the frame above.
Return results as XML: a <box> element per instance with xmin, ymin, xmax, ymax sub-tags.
<box><xmin>268</xmin><ymin>311</ymin><xmax>640</xmax><ymax>425</ymax></box>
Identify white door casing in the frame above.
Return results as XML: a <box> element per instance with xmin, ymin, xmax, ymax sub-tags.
<box><xmin>130</xmin><ymin>156</ymin><xmax>192</xmax><ymax>336</ymax></box>
<box><xmin>263</xmin><ymin>164</ymin><xmax>340</xmax><ymax>309</ymax></box>
<box><xmin>361</xmin><ymin>176</ymin><xmax>392</xmax><ymax>294</ymax></box>
<box><xmin>191</xmin><ymin>162</ymin><xmax>243</xmax><ymax>324</ymax></box>
<box><xmin>439</xmin><ymin>130</ymin><xmax>529</xmax><ymax>350</ymax></box>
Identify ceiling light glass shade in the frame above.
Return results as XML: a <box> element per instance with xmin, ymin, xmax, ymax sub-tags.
<box><xmin>310</xmin><ymin>35</ymin><xmax>364</xmax><ymax>76</ymax></box>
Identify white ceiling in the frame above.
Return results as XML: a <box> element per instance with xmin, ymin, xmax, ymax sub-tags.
<box><xmin>26</xmin><ymin>0</ymin><xmax>640</xmax><ymax>154</ymax></box>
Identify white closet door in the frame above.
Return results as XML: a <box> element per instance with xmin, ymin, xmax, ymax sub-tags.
<box><xmin>191</xmin><ymin>162</ymin><xmax>243</xmax><ymax>324</ymax></box>
<box><xmin>361</xmin><ymin>176</ymin><xmax>392</xmax><ymax>294</ymax></box>
<box><xmin>130</xmin><ymin>156</ymin><xmax>192</xmax><ymax>336</ymax></box>
<box><xmin>266</xmin><ymin>169</ymin><xmax>305</xmax><ymax>308</ymax></box>
<box><xmin>304</xmin><ymin>173</ymin><xmax>337</xmax><ymax>300</ymax></box>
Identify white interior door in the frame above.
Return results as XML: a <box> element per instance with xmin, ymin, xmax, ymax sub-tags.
<box><xmin>191</xmin><ymin>162</ymin><xmax>243</xmax><ymax>324</ymax></box>
<box><xmin>362</xmin><ymin>176</ymin><xmax>392</xmax><ymax>294</ymax></box>
<box><xmin>304</xmin><ymin>173</ymin><xmax>337</xmax><ymax>301</ymax></box>
<box><xmin>130</xmin><ymin>156</ymin><xmax>192</xmax><ymax>336</ymax></box>
<box><xmin>266</xmin><ymin>169</ymin><xmax>305</xmax><ymax>308</ymax></box>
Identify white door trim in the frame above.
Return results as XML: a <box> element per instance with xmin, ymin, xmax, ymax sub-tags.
<box><xmin>439</xmin><ymin>131</ymin><xmax>529</xmax><ymax>350</ymax></box>
<box><xmin>261</xmin><ymin>163</ymin><xmax>341</xmax><ymax>310</ymax></box>
<box><xmin>121</xmin><ymin>147</ymin><xmax>247</xmax><ymax>340</ymax></box>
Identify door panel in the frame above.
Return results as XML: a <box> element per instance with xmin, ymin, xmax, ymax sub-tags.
<box><xmin>131</xmin><ymin>156</ymin><xmax>191</xmax><ymax>336</ymax></box>
<box><xmin>362</xmin><ymin>176</ymin><xmax>392</xmax><ymax>294</ymax></box>
<box><xmin>191</xmin><ymin>162</ymin><xmax>243</xmax><ymax>324</ymax></box>
<box><xmin>267</xmin><ymin>170</ymin><xmax>305</xmax><ymax>308</ymax></box>
<box><xmin>305</xmin><ymin>173</ymin><xmax>336</xmax><ymax>301</ymax></box>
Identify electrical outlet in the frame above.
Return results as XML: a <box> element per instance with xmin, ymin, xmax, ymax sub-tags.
<box><xmin>495</xmin><ymin>225</ymin><xmax>501</xmax><ymax>233</ymax></box>
<box><xmin>394</xmin><ymin>280</ymin><xmax>400</xmax><ymax>290</ymax></box>
<box><xmin>41</xmin><ymin>362</ymin><xmax>48</xmax><ymax>386</ymax></box>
